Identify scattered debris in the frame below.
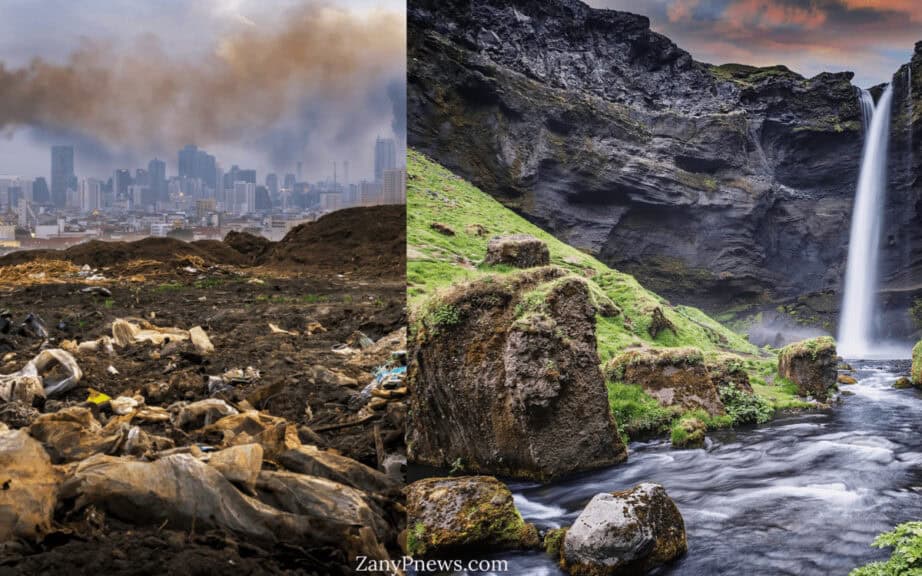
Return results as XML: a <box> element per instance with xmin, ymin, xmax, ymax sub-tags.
<box><xmin>0</xmin><ymin>348</ymin><xmax>83</xmax><ymax>401</ymax></box>
<box><xmin>268</xmin><ymin>323</ymin><xmax>298</xmax><ymax>336</ymax></box>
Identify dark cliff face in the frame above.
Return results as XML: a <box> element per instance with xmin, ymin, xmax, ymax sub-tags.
<box><xmin>408</xmin><ymin>0</ymin><xmax>866</xmax><ymax>313</ymax></box>
<box><xmin>879</xmin><ymin>43</ymin><xmax>922</xmax><ymax>340</ymax></box>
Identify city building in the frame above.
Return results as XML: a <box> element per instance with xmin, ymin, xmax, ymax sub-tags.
<box><xmin>374</xmin><ymin>137</ymin><xmax>397</xmax><ymax>182</ymax></box>
<box><xmin>50</xmin><ymin>145</ymin><xmax>75</xmax><ymax>208</ymax></box>
<box><xmin>382</xmin><ymin>168</ymin><xmax>407</xmax><ymax>204</ymax></box>
<box><xmin>79</xmin><ymin>178</ymin><xmax>102</xmax><ymax>213</ymax></box>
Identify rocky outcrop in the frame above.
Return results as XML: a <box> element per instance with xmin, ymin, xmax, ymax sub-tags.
<box><xmin>605</xmin><ymin>347</ymin><xmax>725</xmax><ymax>417</ymax></box>
<box><xmin>778</xmin><ymin>336</ymin><xmax>838</xmax><ymax>401</ymax></box>
<box><xmin>409</xmin><ymin>0</ymin><xmax>866</xmax><ymax>314</ymax></box>
<box><xmin>557</xmin><ymin>483</ymin><xmax>687</xmax><ymax>575</ymax></box>
<box><xmin>485</xmin><ymin>234</ymin><xmax>550</xmax><ymax>268</ymax></box>
<box><xmin>406</xmin><ymin>476</ymin><xmax>539</xmax><ymax>558</ymax></box>
<box><xmin>407</xmin><ymin>267</ymin><xmax>627</xmax><ymax>480</ymax></box>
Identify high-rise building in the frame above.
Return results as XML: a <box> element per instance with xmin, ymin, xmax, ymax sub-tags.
<box><xmin>32</xmin><ymin>177</ymin><xmax>50</xmax><ymax>204</ymax></box>
<box><xmin>238</xmin><ymin>169</ymin><xmax>256</xmax><ymax>184</ymax></box>
<box><xmin>113</xmin><ymin>169</ymin><xmax>132</xmax><ymax>200</ymax></box>
<box><xmin>360</xmin><ymin>180</ymin><xmax>380</xmax><ymax>205</ymax></box>
<box><xmin>374</xmin><ymin>137</ymin><xmax>397</xmax><ymax>182</ymax></box>
<box><xmin>78</xmin><ymin>178</ymin><xmax>102</xmax><ymax>213</ymax></box>
<box><xmin>148</xmin><ymin>158</ymin><xmax>167</xmax><ymax>202</ymax></box>
<box><xmin>283</xmin><ymin>173</ymin><xmax>296</xmax><ymax>190</ymax></box>
<box><xmin>197</xmin><ymin>150</ymin><xmax>217</xmax><ymax>190</ymax></box>
<box><xmin>382</xmin><ymin>168</ymin><xmax>407</xmax><ymax>205</ymax></box>
<box><xmin>178</xmin><ymin>145</ymin><xmax>198</xmax><ymax>179</ymax></box>
<box><xmin>50</xmin><ymin>145</ymin><xmax>75</xmax><ymax>208</ymax></box>
<box><xmin>233</xmin><ymin>181</ymin><xmax>256</xmax><ymax>215</ymax></box>
<box><xmin>266</xmin><ymin>173</ymin><xmax>279</xmax><ymax>198</ymax></box>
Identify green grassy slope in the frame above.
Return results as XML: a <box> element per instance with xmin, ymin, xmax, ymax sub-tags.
<box><xmin>407</xmin><ymin>150</ymin><xmax>805</xmax><ymax>440</ymax></box>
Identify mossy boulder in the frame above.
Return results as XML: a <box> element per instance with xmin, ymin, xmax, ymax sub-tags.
<box><xmin>894</xmin><ymin>377</ymin><xmax>913</xmax><ymax>389</ymax></box>
<box><xmin>705</xmin><ymin>353</ymin><xmax>753</xmax><ymax>392</ymax></box>
<box><xmin>778</xmin><ymin>336</ymin><xmax>837</xmax><ymax>401</ymax></box>
<box><xmin>408</xmin><ymin>267</ymin><xmax>627</xmax><ymax>481</ymax></box>
<box><xmin>559</xmin><ymin>483</ymin><xmax>687</xmax><ymax>575</ymax></box>
<box><xmin>837</xmin><ymin>374</ymin><xmax>857</xmax><ymax>385</ymax></box>
<box><xmin>670</xmin><ymin>417</ymin><xmax>706</xmax><ymax>449</ymax></box>
<box><xmin>485</xmin><ymin>234</ymin><xmax>550</xmax><ymax>268</ymax></box>
<box><xmin>405</xmin><ymin>476</ymin><xmax>540</xmax><ymax>558</ymax></box>
<box><xmin>912</xmin><ymin>341</ymin><xmax>922</xmax><ymax>385</ymax></box>
<box><xmin>545</xmin><ymin>527</ymin><xmax>568</xmax><ymax>558</ymax></box>
<box><xmin>605</xmin><ymin>347</ymin><xmax>725</xmax><ymax>417</ymax></box>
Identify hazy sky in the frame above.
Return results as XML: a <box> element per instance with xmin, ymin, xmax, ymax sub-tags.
<box><xmin>0</xmin><ymin>0</ymin><xmax>406</xmax><ymax>184</ymax></box>
<box><xmin>589</xmin><ymin>0</ymin><xmax>920</xmax><ymax>88</ymax></box>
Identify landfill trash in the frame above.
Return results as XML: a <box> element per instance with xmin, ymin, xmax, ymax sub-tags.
<box><xmin>109</xmin><ymin>396</ymin><xmax>140</xmax><ymax>415</ymax></box>
<box><xmin>107</xmin><ymin>365</ymin><xmax>119</xmax><ymax>375</ymax></box>
<box><xmin>0</xmin><ymin>348</ymin><xmax>83</xmax><ymax>402</ymax></box>
<box><xmin>86</xmin><ymin>388</ymin><xmax>112</xmax><ymax>405</ymax></box>
<box><xmin>347</xmin><ymin>331</ymin><xmax>374</xmax><ymax>350</ymax></box>
<box><xmin>0</xmin><ymin>311</ymin><xmax>11</xmax><ymax>334</ymax></box>
<box><xmin>182</xmin><ymin>266</ymin><xmax>199</xmax><ymax>274</ymax></box>
<box><xmin>58</xmin><ymin>453</ymin><xmax>390</xmax><ymax>560</ymax></box>
<box><xmin>247</xmin><ymin>278</ymin><xmax>265</xmax><ymax>285</ymax></box>
<box><xmin>19</xmin><ymin>313</ymin><xmax>48</xmax><ymax>339</ymax></box>
<box><xmin>208</xmin><ymin>367</ymin><xmax>260</xmax><ymax>395</ymax></box>
<box><xmin>171</xmin><ymin>398</ymin><xmax>239</xmax><ymax>430</ymax></box>
<box><xmin>269</xmin><ymin>323</ymin><xmax>299</xmax><ymax>336</ymax></box>
<box><xmin>112</xmin><ymin>318</ymin><xmax>190</xmax><ymax>348</ymax></box>
<box><xmin>77</xmin><ymin>336</ymin><xmax>116</xmax><ymax>355</ymax></box>
<box><xmin>189</xmin><ymin>326</ymin><xmax>215</xmax><ymax>355</ymax></box>
<box><xmin>205</xmin><ymin>443</ymin><xmax>264</xmax><ymax>494</ymax></box>
<box><xmin>111</xmin><ymin>318</ymin><xmax>214</xmax><ymax>355</ymax></box>
<box><xmin>307</xmin><ymin>321</ymin><xmax>327</xmax><ymax>335</ymax></box>
<box><xmin>332</xmin><ymin>330</ymin><xmax>375</xmax><ymax>356</ymax></box>
<box><xmin>0</xmin><ymin>429</ymin><xmax>58</xmax><ymax>542</ymax></box>
<box><xmin>80</xmin><ymin>286</ymin><xmax>112</xmax><ymax>297</ymax></box>
<box><xmin>351</xmin><ymin>351</ymin><xmax>408</xmax><ymax>409</ymax></box>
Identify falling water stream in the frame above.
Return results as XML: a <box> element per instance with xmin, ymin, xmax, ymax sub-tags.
<box><xmin>838</xmin><ymin>86</ymin><xmax>894</xmax><ymax>357</ymax></box>
<box><xmin>481</xmin><ymin>362</ymin><xmax>922</xmax><ymax>576</ymax></box>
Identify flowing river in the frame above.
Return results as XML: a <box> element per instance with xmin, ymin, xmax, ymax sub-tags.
<box><xmin>477</xmin><ymin>360</ymin><xmax>922</xmax><ymax>575</ymax></box>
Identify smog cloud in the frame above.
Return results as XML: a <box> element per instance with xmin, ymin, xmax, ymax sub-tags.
<box><xmin>0</xmin><ymin>2</ymin><xmax>405</xmax><ymax>174</ymax></box>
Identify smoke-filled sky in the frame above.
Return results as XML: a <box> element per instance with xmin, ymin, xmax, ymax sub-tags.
<box><xmin>589</xmin><ymin>0</ymin><xmax>920</xmax><ymax>88</ymax></box>
<box><xmin>0</xmin><ymin>0</ymin><xmax>406</xmax><ymax>183</ymax></box>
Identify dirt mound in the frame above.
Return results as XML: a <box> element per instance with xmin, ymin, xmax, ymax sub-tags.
<box><xmin>0</xmin><ymin>237</ymin><xmax>249</xmax><ymax>270</ymax></box>
<box><xmin>224</xmin><ymin>231</ymin><xmax>272</xmax><ymax>261</ymax></box>
<box><xmin>262</xmin><ymin>205</ymin><xmax>405</xmax><ymax>278</ymax></box>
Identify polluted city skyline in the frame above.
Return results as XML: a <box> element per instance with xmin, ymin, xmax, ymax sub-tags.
<box><xmin>0</xmin><ymin>0</ymin><xmax>407</xmax><ymax>181</ymax></box>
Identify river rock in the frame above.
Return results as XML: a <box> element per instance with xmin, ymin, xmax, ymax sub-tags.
<box><xmin>0</xmin><ymin>429</ymin><xmax>58</xmax><ymax>543</ymax></box>
<box><xmin>485</xmin><ymin>234</ymin><xmax>550</xmax><ymax>268</ymax></box>
<box><xmin>560</xmin><ymin>483</ymin><xmax>687</xmax><ymax>575</ymax></box>
<box><xmin>912</xmin><ymin>341</ymin><xmax>922</xmax><ymax>386</ymax></box>
<box><xmin>407</xmin><ymin>267</ymin><xmax>627</xmax><ymax>480</ymax></box>
<box><xmin>405</xmin><ymin>476</ymin><xmax>539</xmax><ymax>558</ymax></box>
<box><xmin>778</xmin><ymin>336</ymin><xmax>837</xmax><ymax>401</ymax></box>
<box><xmin>605</xmin><ymin>347</ymin><xmax>725</xmax><ymax>416</ymax></box>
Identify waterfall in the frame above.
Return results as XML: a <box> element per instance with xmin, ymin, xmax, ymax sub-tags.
<box><xmin>838</xmin><ymin>85</ymin><xmax>894</xmax><ymax>357</ymax></box>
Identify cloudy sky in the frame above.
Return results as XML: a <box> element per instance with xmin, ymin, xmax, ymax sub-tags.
<box><xmin>589</xmin><ymin>0</ymin><xmax>920</xmax><ymax>88</ymax></box>
<box><xmin>0</xmin><ymin>0</ymin><xmax>406</xmax><ymax>183</ymax></box>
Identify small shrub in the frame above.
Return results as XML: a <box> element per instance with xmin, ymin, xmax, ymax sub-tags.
<box><xmin>850</xmin><ymin>522</ymin><xmax>922</xmax><ymax>576</ymax></box>
<box><xmin>430</xmin><ymin>304</ymin><xmax>461</xmax><ymax>328</ymax></box>
<box><xmin>606</xmin><ymin>382</ymin><xmax>676</xmax><ymax>441</ymax></box>
<box><xmin>718</xmin><ymin>385</ymin><xmax>773</xmax><ymax>425</ymax></box>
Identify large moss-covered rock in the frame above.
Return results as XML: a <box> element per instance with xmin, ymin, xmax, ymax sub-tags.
<box><xmin>408</xmin><ymin>267</ymin><xmax>627</xmax><ymax>480</ymax></box>
<box><xmin>485</xmin><ymin>234</ymin><xmax>550</xmax><ymax>268</ymax></box>
<box><xmin>405</xmin><ymin>476</ymin><xmax>539</xmax><ymax>558</ymax></box>
<box><xmin>778</xmin><ymin>336</ymin><xmax>837</xmax><ymax>401</ymax></box>
<box><xmin>605</xmin><ymin>347</ymin><xmax>725</xmax><ymax>417</ymax></box>
<box><xmin>559</xmin><ymin>483</ymin><xmax>687</xmax><ymax>575</ymax></box>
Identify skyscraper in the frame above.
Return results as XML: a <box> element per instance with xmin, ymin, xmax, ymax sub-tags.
<box><xmin>32</xmin><ymin>177</ymin><xmax>50</xmax><ymax>204</ymax></box>
<box><xmin>178</xmin><ymin>145</ymin><xmax>198</xmax><ymax>179</ymax></box>
<box><xmin>374</xmin><ymin>137</ymin><xmax>396</xmax><ymax>182</ymax></box>
<box><xmin>113</xmin><ymin>169</ymin><xmax>132</xmax><ymax>201</ymax></box>
<box><xmin>382</xmin><ymin>168</ymin><xmax>407</xmax><ymax>204</ymax></box>
<box><xmin>266</xmin><ymin>173</ymin><xmax>279</xmax><ymax>197</ymax></box>
<box><xmin>148</xmin><ymin>158</ymin><xmax>167</xmax><ymax>202</ymax></box>
<box><xmin>50</xmin><ymin>145</ymin><xmax>75</xmax><ymax>208</ymax></box>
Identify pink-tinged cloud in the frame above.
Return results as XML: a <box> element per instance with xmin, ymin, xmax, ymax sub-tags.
<box><xmin>722</xmin><ymin>0</ymin><xmax>828</xmax><ymax>31</ymax></box>
<box><xmin>591</xmin><ymin>0</ymin><xmax>922</xmax><ymax>86</ymax></box>
<box><xmin>667</xmin><ymin>0</ymin><xmax>700</xmax><ymax>22</ymax></box>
